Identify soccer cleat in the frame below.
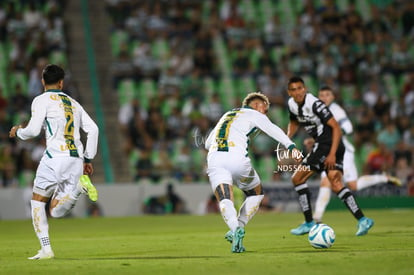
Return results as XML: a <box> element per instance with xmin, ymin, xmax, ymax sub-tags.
<box><xmin>387</xmin><ymin>175</ymin><xmax>402</xmax><ymax>187</ymax></box>
<box><xmin>290</xmin><ymin>221</ymin><xmax>315</xmax><ymax>235</ymax></box>
<box><xmin>231</xmin><ymin>227</ymin><xmax>245</xmax><ymax>253</ymax></box>
<box><xmin>80</xmin><ymin>175</ymin><xmax>98</xmax><ymax>202</ymax></box>
<box><xmin>356</xmin><ymin>217</ymin><xmax>374</xmax><ymax>236</ymax></box>
<box><xmin>28</xmin><ymin>249</ymin><xmax>54</xmax><ymax>260</ymax></box>
<box><xmin>224</xmin><ymin>230</ymin><xmax>233</xmax><ymax>243</ymax></box>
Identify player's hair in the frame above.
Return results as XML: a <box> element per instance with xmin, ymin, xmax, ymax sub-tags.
<box><xmin>319</xmin><ymin>85</ymin><xmax>333</xmax><ymax>92</ymax></box>
<box><xmin>42</xmin><ymin>64</ymin><xmax>65</xmax><ymax>85</ymax></box>
<box><xmin>319</xmin><ymin>85</ymin><xmax>336</xmax><ymax>97</ymax></box>
<box><xmin>288</xmin><ymin>76</ymin><xmax>305</xmax><ymax>86</ymax></box>
<box><xmin>242</xmin><ymin>92</ymin><xmax>270</xmax><ymax>107</ymax></box>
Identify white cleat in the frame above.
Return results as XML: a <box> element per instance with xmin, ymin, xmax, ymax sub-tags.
<box><xmin>28</xmin><ymin>249</ymin><xmax>54</xmax><ymax>260</ymax></box>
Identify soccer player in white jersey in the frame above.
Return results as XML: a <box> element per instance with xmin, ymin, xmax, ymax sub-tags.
<box><xmin>9</xmin><ymin>64</ymin><xmax>99</xmax><ymax>260</ymax></box>
<box><xmin>286</xmin><ymin>76</ymin><xmax>374</xmax><ymax>236</ymax></box>
<box><xmin>205</xmin><ymin>92</ymin><xmax>301</xmax><ymax>253</ymax></box>
<box><xmin>312</xmin><ymin>86</ymin><xmax>402</xmax><ymax>222</ymax></box>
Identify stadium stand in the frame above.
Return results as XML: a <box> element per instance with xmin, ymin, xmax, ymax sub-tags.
<box><xmin>0</xmin><ymin>0</ymin><xmax>413</xmax><ymax>192</ymax></box>
<box><xmin>104</xmin><ymin>0</ymin><xmax>413</xmax><ymax>187</ymax></box>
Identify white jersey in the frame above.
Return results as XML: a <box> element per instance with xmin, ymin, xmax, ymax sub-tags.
<box><xmin>328</xmin><ymin>102</ymin><xmax>355</xmax><ymax>153</ymax></box>
<box><xmin>205</xmin><ymin>107</ymin><xmax>295</xmax><ymax>156</ymax></box>
<box><xmin>17</xmin><ymin>90</ymin><xmax>99</xmax><ymax>161</ymax></box>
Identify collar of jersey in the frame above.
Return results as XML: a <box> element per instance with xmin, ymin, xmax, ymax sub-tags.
<box><xmin>45</xmin><ymin>89</ymin><xmax>62</xmax><ymax>93</ymax></box>
<box><xmin>242</xmin><ymin>105</ymin><xmax>253</xmax><ymax>109</ymax></box>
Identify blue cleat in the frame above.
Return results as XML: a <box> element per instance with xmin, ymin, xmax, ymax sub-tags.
<box><xmin>224</xmin><ymin>230</ymin><xmax>233</xmax><ymax>243</ymax></box>
<box><xmin>356</xmin><ymin>217</ymin><xmax>374</xmax><ymax>236</ymax></box>
<box><xmin>290</xmin><ymin>221</ymin><xmax>315</xmax><ymax>235</ymax></box>
<box><xmin>231</xmin><ymin>227</ymin><xmax>245</xmax><ymax>253</ymax></box>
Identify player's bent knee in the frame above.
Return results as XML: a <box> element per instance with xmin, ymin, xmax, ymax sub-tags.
<box><xmin>215</xmin><ymin>184</ymin><xmax>232</xmax><ymax>201</ymax></box>
<box><xmin>50</xmin><ymin>206</ymin><xmax>69</xmax><ymax>218</ymax></box>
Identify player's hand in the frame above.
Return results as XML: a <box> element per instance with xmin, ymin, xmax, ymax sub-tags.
<box><xmin>9</xmin><ymin>125</ymin><xmax>22</xmax><ymax>138</ymax></box>
<box><xmin>324</xmin><ymin>153</ymin><xmax>336</xmax><ymax>170</ymax></box>
<box><xmin>303</xmin><ymin>138</ymin><xmax>315</xmax><ymax>148</ymax></box>
<box><xmin>291</xmin><ymin>148</ymin><xmax>303</xmax><ymax>162</ymax></box>
<box><xmin>84</xmin><ymin>163</ymin><xmax>94</xmax><ymax>175</ymax></box>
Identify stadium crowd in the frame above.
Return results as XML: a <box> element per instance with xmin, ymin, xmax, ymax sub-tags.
<box><xmin>106</xmin><ymin>0</ymin><xmax>414</xmax><ymax>189</ymax></box>
<box><xmin>0</xmin><ymin>0</ymin><xmax>413</xmax><ymax>195</ymax></box>
<box><xmin>0</xmin><ymin>0</ymin><xmax>75</xmax><ymax>188</ymax></box>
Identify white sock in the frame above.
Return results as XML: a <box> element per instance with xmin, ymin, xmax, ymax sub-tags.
<box><xmin>356</xmin><ymin>174</ymin><xmax>388</xmax><ymax>191</ymax></box>
<box><xmin>50</xmin><ymin>182</ymin><xmax>84</xmax><ymax>218</ymax></box>
<box><xmin>219</xmin><ymin>199</ymin><xmax>239</xmax><ymax>232</ymax></box>
<box><xmin>238</xmin><ymin>195</ymin><xmax>264</xmax><ymax>227</ymax></box>
<box><xmin>50</xmin><ymin>194</ymin><xmax>77</xmax><ymax>218</ymax></box>
<box><xmin>31</xmin><ymin>200</ymin><xmax>52</xmax><ymax>252</ymax></box>
<box><xmin>72</xmin><ymin>180</ymin><xmax>84</xmax><ymax>199</ymax></box>
<box><xmin>313</xmin><ymin>186</ymin><xmax>331</xmax><ymax>222</ymax></box>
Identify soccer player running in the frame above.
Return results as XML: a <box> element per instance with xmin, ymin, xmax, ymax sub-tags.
<box><xmin>312</xmin><ymin>86</ymin><xmax>402</xmax><ymax>223</ymax></box>
<box><xmin>205</xmin><ymin>92</ymin><xmax>301</xmax><ymax>253</ymax></box>
<box><xmin>286</xmin><ymin>76</ymin><xmax>374</xmax><ymax>236</ymax></box>
<box><xmin>9</xmin><ymin>64</ymin><xmax>99</xmax><ymax>259</ymax></box>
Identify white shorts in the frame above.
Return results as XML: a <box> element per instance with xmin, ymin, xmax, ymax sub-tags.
<box><xmin>321</xmin><ymin>150</ymin><xmax>358</xmax><ymax>182</ymax></box>
<box><xmin>206</xmin><ymin>151</ymin><xmax>260</xmax><ymax>192</ymax></box>
<box><xmin>33</xmin><ymin>156</ymin><xmax>83</xmax><ymax>199</ymax></box>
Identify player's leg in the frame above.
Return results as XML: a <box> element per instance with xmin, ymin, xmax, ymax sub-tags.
<box><xmin>49</xmin><ymin>158</ymin><xmax>86</xmax><ymax>218</ymax></box>
<box><xmin>238</xmin><ymin>185</ymin><xmax>264</xmax><ymax>228</ymax></box>
<box><xmin>215</xmin><ymin>183</ymin><xmax>238</xmax><ymax>232</ymax></box>
<box><xmin>343</xmin><ymin>150</ymin><xmax>398</xmax><ymax>190</ymax></box>
<box><xmin>290</xmin><ymin>167</ymin><xmax>316</xmax><ymax>235</ymax></box>
<box><xmin>328</xmin><ymin>170</ymin><xmax>374</xmax><ymax>236</ymax></box>
<box><xmin>207</xmin><ymin>154</ymin><xmax>246</xmax><ymax>253</ymax></box>
<box><xmin>28</xmin><ymin>160</ymin><xmax>55</xmax><ymax>260</ymax></box>
<box><xmin>237</xmin><ymin>167</ymin><xmax>264</xmax><ymax>228</ymax></box>
<box><xmin>214</xmin><ymin>183</ymin><xmax>245</xmax><ymax>252</ymax></box>
<box><xmin>351</xmin><ymin>174</ymin><xmax>401</xmax><ymax>190</ymax></box>
<box><xmin>313</xmin><ymin>172</ymin><xmax>332</xmax><ymax>223</ymax></box>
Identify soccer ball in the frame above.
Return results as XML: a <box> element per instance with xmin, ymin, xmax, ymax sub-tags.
<box><xmin>308</xmin><ymin>223</ymin><xmax>335</xmax><ymax>249</ymax></box>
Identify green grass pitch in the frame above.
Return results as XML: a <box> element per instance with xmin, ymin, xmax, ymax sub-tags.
<box><xmin>1</xmin><ymin>209</ymin><xmax>413</xmax><ymax>275</ymax></box>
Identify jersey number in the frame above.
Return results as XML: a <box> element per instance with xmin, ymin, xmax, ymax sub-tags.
<box><xmin>59</xmin><ymin>95</ymin><xmax>79</xmax><ymax>157</ymax></box>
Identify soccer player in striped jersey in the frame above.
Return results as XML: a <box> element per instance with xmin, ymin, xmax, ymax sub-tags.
<box><xmin>286</xmin><ymin>76</ymin><xmax>374</xmax><ymax>237</ymax></box>
<box><xmin>205</xmin><ymin>92</ymin><xmax>301</xmax><ymax>253</ymax></box>
<box><xmin>9</xmin><ymin>64</ymin><xmax>99</xmax><ymax>259</ymax></box>
<box><xmin>312</xmin><ymin>86</ymin><xmax>401</xmax><ymax>223</ymax></box>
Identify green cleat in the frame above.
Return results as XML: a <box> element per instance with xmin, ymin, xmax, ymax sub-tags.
<box><xmin>387</xmin><ymin>175</ymin><xmax>402</xmax><ymax>187</ymax></box>
<box><xmin>231</xmin><ymin>227</ymin><xmax>245</xmax><ymax>253</ymax></box>
<box><xmin>80</xmin><ymin>175</ymin><xmax>98</xmax><ymax>202</ymax></box>
<box><xmin>224</xmin><ymin>230</ymin><xmax>233</xmax><ymax>243</ymax></box>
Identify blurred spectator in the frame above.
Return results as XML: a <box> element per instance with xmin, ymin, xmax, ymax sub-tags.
<box><xmin>377</xmin><ymin>121</ymin><xmax>400</xmax><ymax>150</ymax></box>
<box><xmin>401</xmin><ymin>1</ymin><xmax>414</xmax><ymax>35</ymax></box>
<box><xmin>0</xmin><ymin>143</ymin><xmax>17</xmax><ymax>187</ymax></box>
<box><xmin>205</xmin><ymin>193</ymin><xmax>219</xmax><ymax>214</ymax></box>
<box><xmin>28</xmin><ymin>57</ymin><xmax>48</xmax><ymax>98</ymax></box>
<box><xmin>169</xmin><ymin>46</ymin><xmax>194</xmax><ymax>77</ymax></box>
<box><xmin>23</xmin><ymin>2</ymin><xmax>43</xmax><ymax>30</ymax></box>
<box><xmin>111</xmin><ymin>47</ymin><xmax>135</xmax><ymax>89</ymax></box>
<box><xmin>158</xmin><ymin>66</ymin><xmax>181</xmax><ymax>97</ymax></box>
<box><xmin>135</xmin><ymin>147</ymin><xmax>157</xmax><ymax>182</ymax></box>
<box><xmin>132</xmin><ymin>41</ymin><xmax>161</xmax><ymax>81</ymax></box>
<box><xmin>87</xmin><ymin>202</ymin><xmax>103</xmax><ymax>217</ymax></box>
<box><xmin>364</xmin><ymin>143</ymin><xmax>394</xmax><ymax>174</ymax></box>
<box><xmin>143</xmin><ymin>183</ymin><xmax>186</xmax><ymax>214</ymax></box>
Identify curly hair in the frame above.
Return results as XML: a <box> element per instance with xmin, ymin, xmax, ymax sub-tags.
<box><xmin>242</xmin><ymin>92</ymin><xmax>270</xmax><ymax>107</ymax></box>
